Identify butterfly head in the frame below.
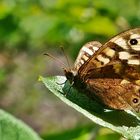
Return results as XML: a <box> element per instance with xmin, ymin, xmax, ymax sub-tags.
<box><xmin>64</xmin><ymin>68</ymin><xmax>77</xmax><ymax>84</ymax></box>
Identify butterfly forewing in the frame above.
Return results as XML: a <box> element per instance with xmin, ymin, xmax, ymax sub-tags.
<box><xmin>79</xmin><ymin>28</ymin><xmax>140</xmax><ymax>82</ymax></box>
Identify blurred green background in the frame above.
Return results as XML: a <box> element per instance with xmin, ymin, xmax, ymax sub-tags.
<box><xmin>1</xmin><ymin>0</ymin><xmax>140</xmax><ymax>139</ymax></box>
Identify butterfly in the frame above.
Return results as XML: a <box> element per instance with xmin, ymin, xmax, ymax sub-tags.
<box><xmin>64</xmin><ymin>28</ymin><xmax>140</xmax><ymax>113</ymax></box>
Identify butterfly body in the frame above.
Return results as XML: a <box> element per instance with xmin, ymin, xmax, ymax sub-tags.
<box><xmin>64</xmin><ymin>28</ymin><xmax>140</xmax><ymax>113</ymax></box>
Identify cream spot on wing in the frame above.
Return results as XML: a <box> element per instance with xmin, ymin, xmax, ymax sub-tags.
<box><xmin>103</xmin><ymin>48</ymin><xmax>115</xmax><ymax>57</ymax></box>
<box><xmin>82</xmin><ymin>46</ymin><xmax>93</xmax><ymax>56</ymax></box>
<box><xmin>130</xmin><ymin>34</ymin><xmax>140</xmax><ymax>39</ymax></box>
<box><xmin>131</xmin><ymin>45</ymin><xmax>140</xmax><ymax>51</ymax></box>
<box><xmin>80</xmin><ymin>59</ymin><xmax>84</xmax><ymax>64</ymax></box>
<box><xmin>135</xmin><ymin>80</ymin><xmax>140</xmax><ymax>86</ymax></box>
<box><xmin>119</xmin><ymin>51</ymin><xmax>131</xmax><ymax>60</ymax></box>
<box><xmin>113</xmin><ymin>63</ymin><xmax>122</xmax><ymax>73</ymax></box>
<box><xmin>97</xmin><ymin>55</ymin><xmax>110</xmax><ymax>65</ymax></box>
<box><xmin>120</xmin><ymin>79</ymin><xmax>130</xmax><ymax>85</ymax></box>
<box><xmin>128</xmin><ymin>59</ymin><xmax>140</xmax><ymax>65</ymax></box>
<box><xmin>112</xmin><ymin>37</ymin><xmax>128</xmax><ymax>49</ymax></box>
<box><xmin>82</xmin><ymin>55</ymin><xmax>89</xmax><ymax>61</ymax></box>
<box><xmin>93</xmin><ymin>46</ymin><xmax>99</xmax><ymax>51</ymax></box>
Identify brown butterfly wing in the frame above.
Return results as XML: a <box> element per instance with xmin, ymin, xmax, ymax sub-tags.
<box><xmin>78</xmin><ymin>28</ymin><xmax>140</xmax><ymax>112</ymax></box>
<box><xmin>86</xmin><ymin>78</ymin><xmax>140</xmax><ymax>112</ymax></box>
<box><xmin>79</xmin><ymin>28</ymin><xmax>140</xmax><ymax>82</ymax></box>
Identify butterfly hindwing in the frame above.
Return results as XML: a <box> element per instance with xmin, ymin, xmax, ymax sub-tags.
<box><xmin>74</xmin><ymin>41</ymin><xmax>102</xmax><ymax>71</ymax></box>
<box><xmin>86</xmin><ymin>78</ymin><xmax>140</xmax><ymax>112</ymax></box>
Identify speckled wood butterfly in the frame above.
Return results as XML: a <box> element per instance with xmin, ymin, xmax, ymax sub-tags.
<box><xmin>64</xmin><ymin>28</ymin><xmax>140</xmax><ymax>113</ymax></box>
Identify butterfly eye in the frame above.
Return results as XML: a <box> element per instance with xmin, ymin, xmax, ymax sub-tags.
<box><xmin>132</xmin><ymin>98</ymin><xmax>139</xmax><ymax>104</ymax></box>
<box><xmin>129</xmin><ymin>39</ymin><xmax>138</xmax><ymax>45</ymax></box>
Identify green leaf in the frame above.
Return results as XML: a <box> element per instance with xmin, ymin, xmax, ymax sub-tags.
<box><xmin>42</xmin><ymin>125</ymin><xmax>94</xmax><ymax>140</ymax></box>
<box><xmin>0</xmin><ymin>109</ymin><xmax>42</xmax><ymax>140</ymax></box>
<box><xmin>40</xmin><ymin>76</ymin><xmax>140</xmax><ymax>140</ymax></box>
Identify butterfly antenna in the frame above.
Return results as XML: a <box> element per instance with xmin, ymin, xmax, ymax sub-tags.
<box><xmin>60</xmin><ymin>46</ymin><xmax>71</xmax><ymax>69</ymax></box>
<box><xmin>44</xmin><ymin>53</ymin><xmax>66</xmax><ymax>68</ymax></box>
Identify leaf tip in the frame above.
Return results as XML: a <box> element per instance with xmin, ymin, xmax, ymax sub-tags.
<box><xmin>38</xmin><ymin>75</ymin><xmax>43</xmax><ymax>82</ymax></box>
